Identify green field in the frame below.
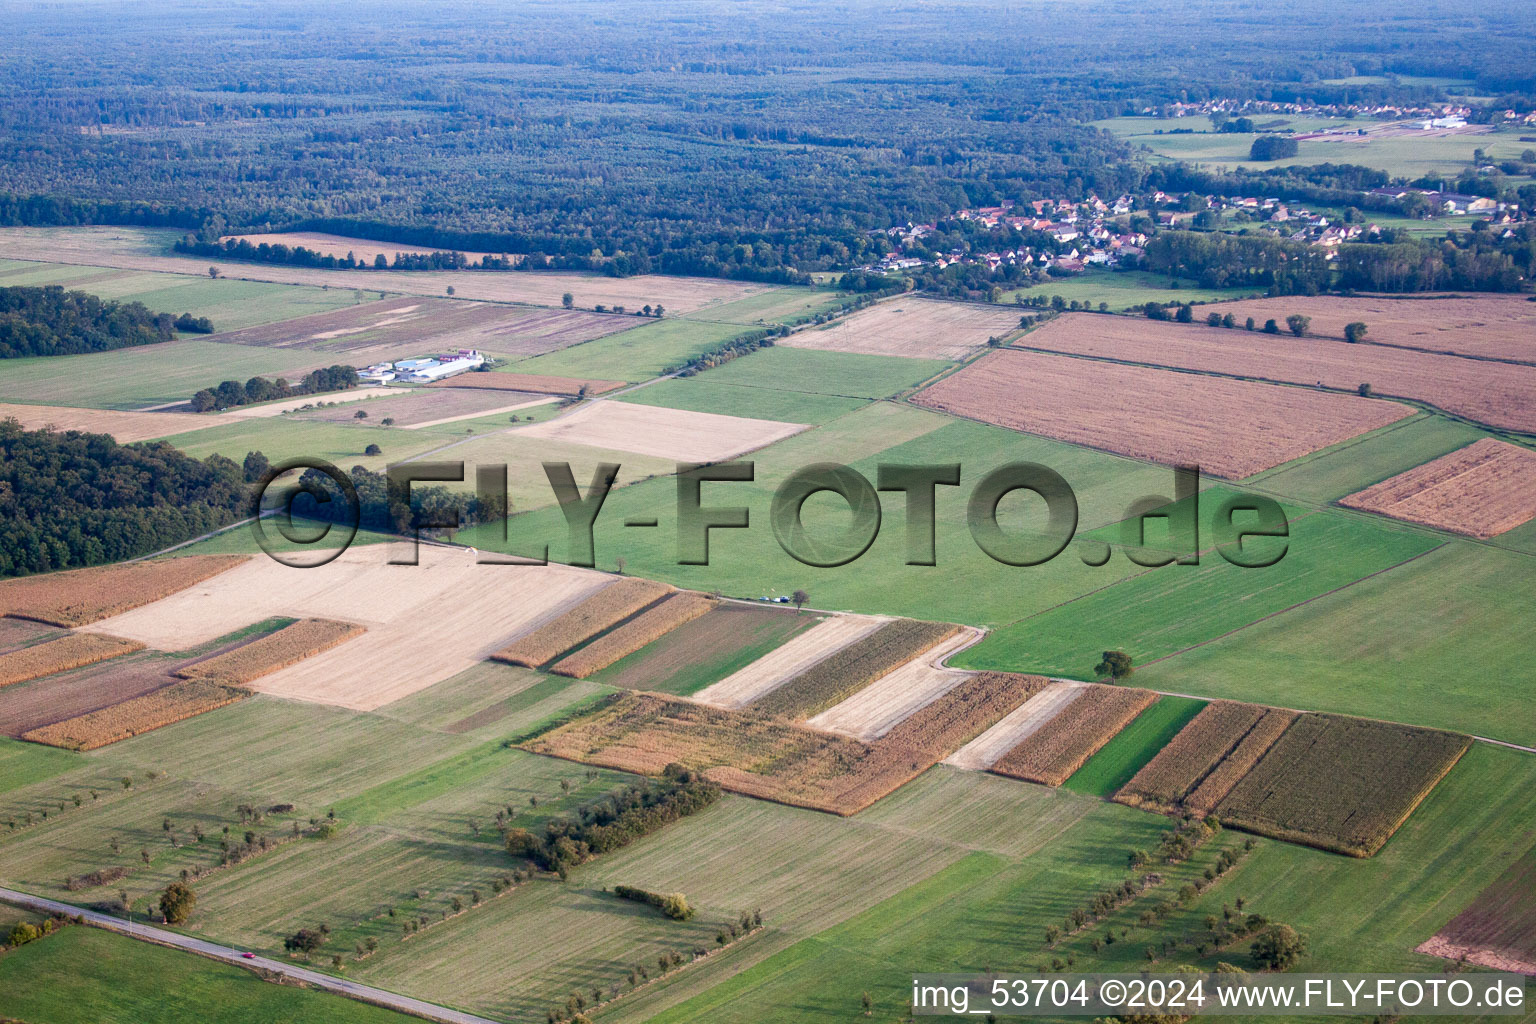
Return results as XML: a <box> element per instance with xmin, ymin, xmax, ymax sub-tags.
<box><xmin>688</xmin><ymin>287</ymin><xmax>850</xmax><ymax>326</ymax></box>
<box><xmin>590</xmin><ymin>605</ymin><xmax>821</xmax><ymax>695</ymax></box>
<box><xmin>1134</xmin><ymin>540</ymin><xmax>1536</xmax><ymax>745</ymax></box>
<box><xmin>632</xmin><ymin>745</ymin><xmax>1536</xmax><ymax>1024</ymax></box>
<box><xmin>0</xmin><ymin>259</ymin><xmax>358</xmax><ymax>333</ymax></box>
<box><xmin>0</xmin><ymin>737</ymin><xmax>81</xmax><ymax>796</ymax></box>
<box><xmin>1094</xmin><ymin>116</ymin><xmax>1533</xmax><ymax>179</ymax></box>
<box><xmin>0</xmin><ymin>340</ymin><xmax>346</xmax><ymax>410</ymax></box>
<box><xmin>617</xmin><ymin>376</ymin><xmax>868</xmax><ymax>424</ymax></box>
<box><xmin>691</xmin><ymin>344</ymin><xmax>953</xmax><ymax>399</ymax></box>
<box><xmin>505</xmin><ymin>317</ymin><xmax>753</xmax><ymax>381</ymax></box>
<box><xmin>0</xmin><ymin>926</ymin><xmax>419</xmax><ymax>1024</ymax></box>
<box><xmin>1000</xmin><ymin>269</ymin><xmax>1262</xmax><ymax>310</ymax></box>
<box><xmin>1062</xmin><ymin>696</ymin><xmax>1208</xmax><ymax>797</ymax></box>
<box><xmin>1244</xmin><ymin>413</ymin><xmax>1491</xmax><ymax>505</ymax></box>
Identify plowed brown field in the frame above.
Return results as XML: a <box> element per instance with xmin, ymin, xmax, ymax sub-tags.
<box><xmin>1013</xmin><ymin>313</ymin><xmax>1536</xmax><ymax>433</ymax></box>
<box><xmin>1206</xmin><ymin>294</ymin><xmax>1536</xmax><ymax>363</ymax></box>
<box><xmin>912</xmin><ymin>347</ymin><xmax>1412</xmax><ymax>478</ymax></box>
<box><xmin>1339</xmin><ymin>438</ymin><xmax>1536</xmax><ymax>538</ymax></box>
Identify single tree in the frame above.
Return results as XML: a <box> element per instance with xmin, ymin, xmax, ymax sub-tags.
<box><xmin>1285</xmin><ymin>314</ymin><xmax>1311</xmax><ymax>337</ymax></box>
<box><xmin>159</xmin><ymin>881</ymin><xmax>196</xmax><ymax>924</ymax></box>
<box><xmin>1262</xmin><ymin>318</ymin><xmax>1280</xmax><ymax>334</ymax></box>
<box><xmin>791</xmin><ymin>589</ymin><xmax>809</xmax><ymax>613</ymax></box>
<box><xmin>1357</xmin><ymin>382</ymin><xmax>1373</xmax><ymax>397</ymax></box>
<box><xmin>208</xmin><ymin>266</ymin><xmax>220</xmax><ymax>279</ymax></box>
<box><xmin>445</xmin><ymin>285</ymin><xmax>455</xmax><ymax>296</ymax></box>
<box><xmin>364</xmin><ymin>443</ymin><xmax>382</xmax><ymax>456</ymax></box>
<box><xmin>1175</xmin><ymin>303</ymin><xmax>1193</xmax><ymax>323</ymax></box>
<box><xmin>1344</xmin><ymin>321</ymin><xmax>1368</xmax><ymax>343</ymax></box>
<box><xmin>1244</xmin><ymin>316</ymin><xmax>1256</xmax><ymax>331</ymax></box>
<box><xmin>561</xmin><ymin>292</ymin><xmax>574</xmax><ymax>309</ymax></box>
<box><xmin>1251</xmin><ymin>924</ymin><xmax>1306</xmax><ymax>970</ymax></box>
<box><xmin>354</xmin><ymin>409</ymin><xmax>367</xmax><ymax>419</ymax></box>
<box><xmin>615</xmin><ymin>556</ymin><xmax>627</xmax><ymax>575</ymax></box>
<box><xmin>1094</xmin><ymin>650</ymin><xmax>1134</xmax><ymax>681</ymax></box>
<box><xmin>381</xmin><ymin>416</ymin><xmax>394</xmax><ymax>426</ymax></box>
<box><xmin>862</xmin><ymin>991</ymin><xmax>874</xmax><ymax>1016</ymax></box>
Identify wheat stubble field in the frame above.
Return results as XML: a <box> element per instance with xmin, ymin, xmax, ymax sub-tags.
<box><xmin>1339</xmin><ymin>437</ymin><xmax>1536</xmax><ymax>537</ymax></box>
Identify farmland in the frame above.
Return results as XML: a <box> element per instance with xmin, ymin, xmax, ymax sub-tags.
<box><xmin>0</xmin><ymin>556</ymin><xmax>245</xmax><ymax>627</ymax></box>
<box><xmin>512</xmin><ymin>400</ymin><xmax>808</xmax><ymax>462</ymax></box>
<box><xmin>289</xmin><ymin>387</ymin><xmax>553</xmax><ymax>428</ymax></box>
<box><xmin>550</xmin><ymin>592</ymin><xmax>716</xmax><ymax>678</ymax></box>
<box><xmin>750</xmin><ymin>618</ymin><xmax>963</xmax><ymax>719</ymax></box>
<box><xmin>0</xmin><ymin>633</ymin><xmax>143</xmax><ymax>688</ymax></box>
<box><xmin>990</xmin><ymin>684</ymin><xmax>1157</xmax><ymax>786</ymax></box>
<box><xmin>1419</xmin><ymin>848</ymin><xmax>1536</xmax><ymax>973</ymax></box>
<box><xmin>175</xmin><ymin>618</ymin><xmax>365</xmax><ymax>685</ymax></box>
<box><xmin>999</xmin><ymin>269</ymin><xmax>1262</xmax><ymax>310</ymax></box>
<box><xmin>224</xmin><ymin>230</ymin><xmax>502</xmax><ymax>264</ymax></box>
<box><xmin>0</xmin><ymin>402</ymin><xmax>205</xmax><ymax>442</ymax></box>
<box><xmin>943</xmin><ymin>681</ymin><xmax>1082</xmax><ymax>771</ymax></box>
<box><xmin>1204</xmin><ymin>293</ymin><xmax>1536</xmax><ymax>363</ymax></box>
<box><xmin>493</xmin><ymin>577</ymin><xmax>672</xmax><ymax>669</ymax></box>
<box><xmin>804</xmin><ymin>627</ymin><xmax>981</xmax><ymax>740</ymax></box>
<box><xmin>506</xmin><ymin>317</ymin><xmax>758</xmax><ymax>382</ymax></box>
<box><xmin>1061</xmin><ymin>695</ymin><xmax>1207</xmax><ymax>797</ymax></box>
<box><xmin>912</xmin><ymin>345</ymin><xmax>1414</xmax><ymax>478</ymax></box>
<box><xmin>780</xmin><ymin>298</ymin><xmax>1022</xmax><ymax>360</ymax></box>
<box><xmin>690</xmin><ymin>344</ymin><xmax>953</xmax><ymax>400</ymax></box>
<box><xmin>590</xmin><ymin>602</ymin><xmax>820</xmax><ymax>696</ymax></box>
<box><xmin>1183</xmin><ymin>707</ymin><xmax>1299</xmax><ymax>813</ymax></box>
<box><xmin>1338</xmin><ymin>437</ymin><xmax>1536</xmax><ymax>538</ymax></box>
<box><xmin>693</xmin><ymin>614</ymin><xmax>885</xmax><ymax>708</ymax></box>
<box><xmin>616</xmin><ymin>377</ymin><xmax>867</xmax><ymax>425</ymax></box>
<box><xmin>1214</xmin><ymin>713</ymin><xmax>1472</xmax><ymax>856</ymax></box>
<box><xmin>210</xmin><ymin>295</ymin><xmax>633</xmax><ymax>362</ymax></box>
<box><xmin>0</xmin><ymin>227</ymin><xmax>776</xmax><ymax>314</ymax></box>
<box><xmin>1014</xmin><ymin>312</ymin><xmax>1536</xmax><ymax>434</ymax></box>
<box><xmin>428</xmin><ymin>372</ymin><xmax>624</xmax><ymax>395</ymax></box>
<box><xmin>22</xmin><ymin>678</ymin><xmax>248</xmax><ymax>750</ymax></box>
<box><xmin>1115</xmin><ymin>699</ymin><xmax>1272</xmax><ymax>813</ymax></box>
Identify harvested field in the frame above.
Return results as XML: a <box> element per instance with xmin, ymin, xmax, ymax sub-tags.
<box><xmin>1013</xmin><ymin>312</ymin><xmax>1536</xmax><ymax>434</ymax></box>
<box><xmin>219</xmin><ymin>387</ymin><xmax>394</xmax><ymax>419</ymax></box>
<box><xmin>20</xmin><ymin>678</ymin><xmax>247</xmax><ymax>750</ymax></box>
<box><xmin>0</xmin><ymin>654</ymin><xmax>175</xmax><ymax>737</ymax></box>
<box><xmin>429</xmin><ymin>373</ymin><xmax>625</xmax><ymax>396</ymax></box>
<box><xmin>592</xmin><ymin>602</ymin><xmax>819</xmax><ymax>695</ymax></box>
<box><xmin>1114</xmin><ymin>700</ymin><xmax>1267</xmax><ymax>813</ymax></box>
<box><xmin>512</xmin><ymin>400</ymin><xmax>808</xmax><ymax>462</ymax></box>
<box><xmin>751</xmin><ymin>619</ymin><xmax>964</xmax><ymax>720</ymax></box>
<box><xmin>944</xmin><ymin>681</ymin><xmax>1085</xmax><ymax>771</ymax></box>
<box><xmin>782</xmin><ymin>298</ymin><xmax>1022</xmax><ymax>360</ymax></box>
<box><xmin>550</xmin><ymin>592</ymin><xmax>715</xmax><ymax>678</ymax></box>
<box><xmin>1206</xmin><ymin>293</ymin><xmax>1536</xmax><ymax>363</ymax></box>
<box><xmin>1339</xmin><ymin>438</ymin><xmax>1536</xmax><ymax>539</ymax></box>
<box><xmin>694</xmin><ymin>614</ymin><xmax>888</xmax><ymax>708</ymax></box>
<box><xmin>990</xmin><ymin>683</ymin><xmax>1157</xmax><ymax>786</ymax></box>
<box><xmin>209</xmin><ymin>295</ymin><xmax>632</xmax><ymax>362</ymax></box>
<box><xmin>1215</xmin><ymin>712</ymin><xmax>1471</xmax><ymax>856</ymax></box>
<box><xmin>289</xmin><ymin>387</ymin><xmax>552</xmax><ymax>428</ymax></box>
<box><xmin>222</xmin><ymin>231</ymin><xmax>503</xmax><ymax>264</ymax></box>
<box><xmin>0</xmin><ymin>402</ymin><xmax>201</xmax><ymax>443</ymax></box>
<box><xmin>79</xmin><ymin>548</ymin><xmax>611</xmax><ymax>710</ymax></box>
<box><xmin>912</xmin><ymin>347</ymin><xmax>1414</xmax><ymax>478</ymax></box>
<box><xmin>804</xmin><ymin>627</ymin><xmax>983</xmax><ymax>740</ymax></box>
<box><xmin>0</xmin><ymin>556</ymin><xmax>246</xmax><ymax>627</ymax></box>
<box><xmin>176</xmin><ymin>618</ymin><xmax>364</xmax><ymax>685</ymax></box>
<box><xmin>0</xmin><ymin>618</ymin><xmax>58</xmax><ymax>653</ymax></box>
<box><xmin>1417</xmin><ymin>849</ymin><xmax>1536</xmax><ymax>974</ymax></box>
<box><xmin>492</xmin><ymin>578</ymin><xmax>673</xmax><ymax>668</ymax></box>
<box><xmin>0</xmin><ymin>633</ymin><xmax>143</xmax><ymax>689</ymax></box>
<box><xmin>1183</xmin><ymin>708</ymin><xmax>1299</xmax><ymax>813</ymax></box>
<box><xmin>527</xmin><ymin>670</ymin><xmax>1046</xmax><ymax>815</ymax></box>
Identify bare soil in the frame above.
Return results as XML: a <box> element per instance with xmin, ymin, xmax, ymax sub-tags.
<box><xmin>783</xmin><ymin>298</ymin><xmax>1022</xmax><ymax>360</ymax></box>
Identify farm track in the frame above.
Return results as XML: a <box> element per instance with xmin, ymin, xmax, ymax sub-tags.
<box><xmin>0</xmin><ymin>888</ymin><xmax>503</xmax><ymax>1024</ymax></box>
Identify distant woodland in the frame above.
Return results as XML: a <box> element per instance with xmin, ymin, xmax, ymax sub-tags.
<box><xmin>0</xmin><ymin>0</ymin><xmax>1532</xmax><ymax>285</ymax></box>
<box><xmin>0</xmin><ymin>286</ymin><xmax>212</xmax><ymax>359</ymax></box>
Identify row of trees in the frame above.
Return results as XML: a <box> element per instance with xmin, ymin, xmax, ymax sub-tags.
<box><xmin>189</xmin><ymin>365</ymin><xmax>357</xmax><ymax>412</ymax></box>
<box><xmin>0</xmin><ymin>285</ymin><xmax>211</xmax><ymax>359</ymax></box>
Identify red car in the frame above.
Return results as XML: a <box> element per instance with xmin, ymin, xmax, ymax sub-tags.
<box><xmin>241</xmin><ymin>952</ymin><xmax>256</xmax><ymax>959</ymax></box>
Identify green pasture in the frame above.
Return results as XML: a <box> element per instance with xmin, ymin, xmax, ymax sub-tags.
<box><xmin>1062</xmin><ymin>696</ymin><xmax>1208</xmax><ymax>797</ymax></box>
<box><xmin>617</xmin><ymin>376</ymin><xmax>868</xmax><ymax>424</ymax></box>
<box><xmin>505</xmin><ymin>317</ymin><xmax>751</xmax><ymax>381</ymax></box>
<box><xmin>999</xmin><ymin>269</ymin><xmax>1262</xmax><ymax>310</ymax></box>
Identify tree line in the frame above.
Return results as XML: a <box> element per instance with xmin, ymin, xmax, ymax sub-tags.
<box><xmin>190</xmin><ymin>365</ymin><xmax>357</xmax><ymax>412</ymax></box>
<box><xmin>0</xmin><ymin>285</ymin><xmax>212</xmax><ymax>359</ymax></box>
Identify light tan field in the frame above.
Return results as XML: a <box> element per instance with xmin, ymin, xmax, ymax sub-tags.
<box><xmin>219</xmin><ymin>387</ymin><xmax>395</xmax><ymax>419</ymax></box>
<box><xmin>913</xmin><ymin>347</ymin><xmax>1413</xmax><ymax>478</ymax></box>
<box><xmin>782</xmin><ymin>298</ymin><xmax>1022</xmax><ymax>360</ymax></box>
<box><xmin>176</xmin><ymin>618</ymin><xmax>365</xmax><ymax>685</ymax></box>
<box><xmin>513</xmin><ymin>400</ymin><xmax>808</xmax><ymax>462</ymax></box>
<box><xmin>943</xmin><ymin>681</ymin><xmax>1086</xmax><ymax>771</ymax></box>
<box><xmin>804</xmin><ymin>627</ymin><xmax>982</xmax><ymax>740</ymax></box>
<box><xmin>1016</xmin><ymin>312</ymin><xmax>1536</xmax><ymax>433</ymax></box>
<box><xmin>401</xmin><ymin>396</ymin><xmax>558</xmax><ymax>430</ymax></box>
<box><xmin>0</xmin><ymin>402</ymin><xmax>201</xmax><ymax>442</ymax></box>
<box><xmin>693</xmin><ymin>613</ymin><xmax>888</xmax><ymax>709</ymax></box>
<box><xmin>1339</xmin><ymin>438</ymin><xmax>1536</xmax><ymax>538</ymax></box>
<box><xmin>0</xmin><ymin>227</ymin><xmax>774</xmax><ymax>314</ymax></box>
<box><xmin>80</xmin><ymin>547</ymin><xmax>611</xmax><ymax>710</ymax></box>
<box><xmin>1207</xmin><ymin>294</ymin><xmax>1536</xmax><ymax>363</ymax></box>
<box><xmin>223</xmin><ymin>232</ymin><xmax>503</xmax><ymax>264</ymax></box>
<box><xmin>990</xmin><ymin>683</ymin><xmax>1157</xmax><ymax>786</ymax></box>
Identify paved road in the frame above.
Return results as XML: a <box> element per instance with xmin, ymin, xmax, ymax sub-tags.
<box><xmin>0</xmin><ymin>887</ymin><xmax>503</xmax><ymax>1024</ymax></box>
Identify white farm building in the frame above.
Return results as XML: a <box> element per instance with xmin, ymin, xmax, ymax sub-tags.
<box><xmin>400</xmin><ymin>349</ymin><xmax>486</xmax><ymax>383</ymax></box>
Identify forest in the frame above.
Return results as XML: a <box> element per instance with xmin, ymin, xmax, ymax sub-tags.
<box><xmin>0</xmin><ymin>0</ymin><xmax>1531</xmax><ymax>279</ymax></box>
<box><xmin>0</xmin><ymin>286</ymin><xmax>212</xmax><ymax>359</ymax></box>
<box><xmin>0</xmin><ymin>421</ymin><xmax>247</xmax><ymax>576</ymax></box>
